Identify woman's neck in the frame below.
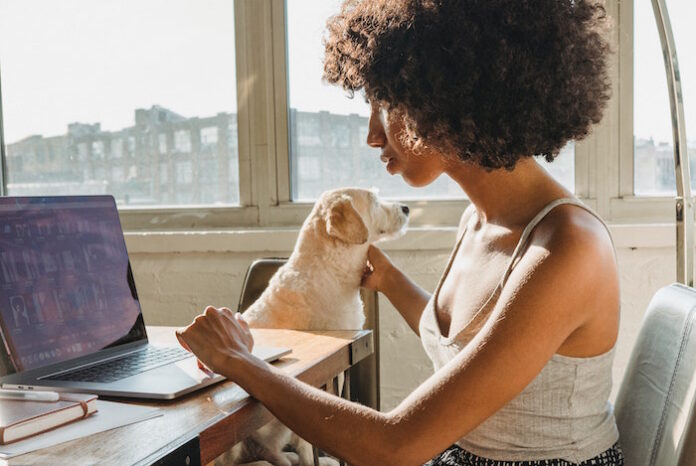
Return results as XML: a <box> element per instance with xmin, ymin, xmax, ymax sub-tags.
<box><xmin>444</xmin><ymin>157</ymin><xmax>570</xmax><ymax>228</ymax></box>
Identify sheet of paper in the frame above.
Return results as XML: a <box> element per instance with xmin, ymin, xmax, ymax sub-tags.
<box><xmin>0</xmin><ymin>400</ymin><xmax>162</xmax><ymax>459</ymax></box>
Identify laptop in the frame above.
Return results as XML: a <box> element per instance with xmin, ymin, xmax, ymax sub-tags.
<box><xmin>0</xmin><ymin>195</ymin><xmax>290</xmax><ymax>399</ymax></box>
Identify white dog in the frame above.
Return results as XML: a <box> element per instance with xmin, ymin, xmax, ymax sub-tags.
<box><xmin>221</xmin><ymin>187</ymin><xmax>409</xmax><ymax>466</ymax></box>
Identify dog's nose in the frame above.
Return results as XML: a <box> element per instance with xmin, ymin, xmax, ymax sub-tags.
<box><xmin>401</xmin><ymin>205</ymin><xmax>410</xmax><ymax>216</ymax></box>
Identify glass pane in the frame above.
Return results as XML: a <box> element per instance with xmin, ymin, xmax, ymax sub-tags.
<box><xmin>634</xmin><ymin>0</ymin><xmax>696</xmax><ymax>196</ymax></box>
<box><xmin>0</xmin><ymin>0</ymin><xmax>239</xmax><ymax>206</ymax></box>
<box><xmin>540</xmin><ymin>143</ymin><xmax>575</xmax><ymax>193</ymax></box>
<box><xmin>286</xmin><ymin>0</ymin><xmax>574</xmax><ymax>201</ymax></box>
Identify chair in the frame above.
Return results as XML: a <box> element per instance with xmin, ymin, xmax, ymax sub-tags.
<box><xmin>614</xmin><ymin>283</ymin><xmax>696</xmax><ymax>465</ymax></box>
<box><xmin>237</xmin><ymin>258</ymin><xmax>288</xmax><ymax>313</ymax></box>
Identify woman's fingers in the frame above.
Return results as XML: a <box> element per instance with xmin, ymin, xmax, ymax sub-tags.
<box><xmin>175</xmin><ymin>329</ymin><xmax>191</xmax><ymax>352</ymax></box>
<box><xmin>362</xmin><ymin>247</ymin><xmax>384</xmax><ymax>290</ymax></box>
<box><xmin>234</xmin><ymin>313</ymin><xmax>255</xmax><ymax>351</ymax></box>
<box><xmin>197</xmin><ymin>359</ymin><xmax>215</xmax><ymax>376</ymax></box>
<box><xmin>362</xmin><ymin>244</ymin><xmax>397</xmax><ymax>293</ymax></box>
<box><xmin>219</xmin><ymin>307</ymin><xmax>254</xmax><ymax>352</ymax></box>
<box><xmin>219</xmin><ymin>308</ymin><xmax>249</xmax><ymax>338</ymax></box>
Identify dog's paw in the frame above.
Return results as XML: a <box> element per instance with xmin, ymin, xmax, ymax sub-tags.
<box><xmin>283</xmin><ymin>451</ymin><xmax>300</xmax><ymax>465</ymax></box>
<box><xmin>318</xmin><ymin>456</ymin><xmax>340</xmax><ymax>466</ymax></box>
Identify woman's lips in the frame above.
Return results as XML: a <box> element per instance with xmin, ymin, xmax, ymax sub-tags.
<box><xmin>381</xmin><ymin>153</ymin><xmax>398</xmax><ymax>173</ymax></box>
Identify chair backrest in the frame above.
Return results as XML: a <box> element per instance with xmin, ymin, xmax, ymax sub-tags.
<box><xmin>237</xmin><ymin>258</ymin><xmax>288</xmax><ymax>313</ymax></box>
<box><xmin>614</xmin><ymin>283</ymin><xmax>696</xmax><ymax>466</ymax></box>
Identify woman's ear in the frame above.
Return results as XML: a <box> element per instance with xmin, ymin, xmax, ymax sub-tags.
<box><xmin>325</xmin><ymin>196</ymin><xmax>368</xmax><ymax>244</ymax></box>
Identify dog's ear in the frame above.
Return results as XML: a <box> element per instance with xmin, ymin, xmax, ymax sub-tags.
<box><xmin>325</xmin><ymin>196</ymin><xmax>368</xmax><ymax>245</ymax></box>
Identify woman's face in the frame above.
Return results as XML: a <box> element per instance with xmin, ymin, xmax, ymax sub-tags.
<box><xmin>366</xmin><ymin>102</ymin><xmax>446</xmax><ymax>187</ymax></box>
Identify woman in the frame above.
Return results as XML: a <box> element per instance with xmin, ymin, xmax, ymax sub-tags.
<box><xmin>177</xmin><ymin>0</ymin><xmax>624</xmax><ymax>464</ymax></box>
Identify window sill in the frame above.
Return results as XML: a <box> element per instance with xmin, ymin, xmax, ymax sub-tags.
<box><xmin>123</xmin><ymin>224</ymin><xmax>678</xmax><ymax>254</ymax></box>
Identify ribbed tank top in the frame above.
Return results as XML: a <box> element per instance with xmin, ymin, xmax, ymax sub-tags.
<box><xmin>418</xmin><ymin>198</ymin><xmax>620</xmax><ymax>463</ymax></box>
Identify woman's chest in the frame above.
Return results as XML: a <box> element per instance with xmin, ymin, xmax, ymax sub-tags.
<box><xmin>435</xmin><ymin>233</ymin><xmax>519</xmax><ymax>339</ymax></box>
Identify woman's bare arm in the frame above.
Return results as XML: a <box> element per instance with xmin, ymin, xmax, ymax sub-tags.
<box><xmin>178</xmin><ymin>217</ymin><xmax>617</xmax><ymax>465</ymax></box>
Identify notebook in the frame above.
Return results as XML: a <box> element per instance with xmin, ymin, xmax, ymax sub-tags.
<box><xmin>0</xmin><ymin>393</ymin><xmax>97</xmax><ymax>444</ymax></box>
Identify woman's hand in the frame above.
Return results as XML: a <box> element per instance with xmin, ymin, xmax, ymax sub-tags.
<box><xmin>175</xmin><ymin>306</ymin><xmax>255</xmax><ymax>379</ymax></box>
<box><xmin>362</xmin><ymin>244</ymin><xmax>431</xmax><ymax>334</ymax></box>
<box><xmin>361</xmin><ymin>245</ymin><xmax>395</xmax><ymax>293</ymax></box>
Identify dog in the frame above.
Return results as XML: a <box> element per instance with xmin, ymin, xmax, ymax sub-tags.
<box><xmin>220</xmin><ymin>187</ymin><xmax>409</xmax><ymax>466</ymax></box>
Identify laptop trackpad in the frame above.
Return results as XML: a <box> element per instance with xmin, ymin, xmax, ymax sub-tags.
<box><xmin>106</xmin><ymin>359</ymin><xmax>223</xmax><ymax>397</ymax></box>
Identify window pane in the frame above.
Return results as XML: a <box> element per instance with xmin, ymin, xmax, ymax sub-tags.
<box><xmin>541</xmin><ymin>143</ymin><xmax>575</xmax><ymax>193</ymax></box>
<box><xmin>634</xmin><ymin>0</ymin><xmax>696</xmax><ymax>196</ymax></box>
<box><xmin>0</xmin><ymin>0</ymin><xmax>239</xmax><ymax>206</ymax></box>
<box><xmin>286</xmin><ymin>0</ymin><xmax>574</xmax><ymax>201</ymax></box>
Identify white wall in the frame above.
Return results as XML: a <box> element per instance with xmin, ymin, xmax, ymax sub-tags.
<box><xmin>126</xmin><ymin>227</ymin><xmax>677</xmax><ymax>411</ymax></box>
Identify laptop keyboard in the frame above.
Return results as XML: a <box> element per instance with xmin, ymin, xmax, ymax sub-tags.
<box><xmin>43</xmin><ymin>346</ymin><xmax>192</xmax><ymax>383</ymax></box>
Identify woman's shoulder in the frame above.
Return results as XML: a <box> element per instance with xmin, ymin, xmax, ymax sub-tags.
<box><xmin>536</xmin><ymin>202</ymin><xmax>612</xmax><ymax>250</ymax></box>
<box><xmin>528</xmin><ymin>201</ymin><xmax>617</xmax><ymax>286</ymax></box>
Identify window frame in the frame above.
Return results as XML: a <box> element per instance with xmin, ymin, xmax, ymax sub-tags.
<box><xmin>611</xmin><ymin>0</ymin><xmax>684</xmax><ymax>223</ymax></box>
<box><xmin>0</xmin><ymin>0</ymin><xmax>681</xmax><ymax>230</ymax></box>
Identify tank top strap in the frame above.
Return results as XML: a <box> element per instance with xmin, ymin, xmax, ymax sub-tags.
<box><xmin>499</xmin><ymin>198</ymin><xmax>610</xmax><ymax>288</ymax></box>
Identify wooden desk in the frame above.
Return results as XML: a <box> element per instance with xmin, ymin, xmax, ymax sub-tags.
<box><xmin>8</xmin><ymin>327</ymin><xmax>374</xmax><ymax>466</ymax></box>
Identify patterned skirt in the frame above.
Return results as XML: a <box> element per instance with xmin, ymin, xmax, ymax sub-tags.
<box><xmin>424</xmin><ymin>442</ymin><xmax>624</xmax><ymax>466</ymax></box>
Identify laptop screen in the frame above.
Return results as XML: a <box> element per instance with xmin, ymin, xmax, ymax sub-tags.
<box><xmin>0</xmin><ymin>196</ymin><xmax>146</xmax><ymax>372</ymax></box>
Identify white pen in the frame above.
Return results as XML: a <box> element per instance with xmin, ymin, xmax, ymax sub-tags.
<box><xmin>0</xmin><ymin>388</ymin><xmax>60</xmax><ymax>402</ymax></box>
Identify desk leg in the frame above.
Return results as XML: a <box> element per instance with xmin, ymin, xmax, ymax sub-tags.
<box><xmin>342</xmin><ymin>369</ymin><xmax>351</xmax><ymax>401</ymax></box>
<box><xmin>313</xmin><ymin>446</ymin><xmax>321</xmax><ymax>466</ymax></box>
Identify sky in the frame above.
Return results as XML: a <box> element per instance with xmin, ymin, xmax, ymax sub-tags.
<box><xmin>0</xmin><ymin>0</ymin><xmax>238</xmax><ymax>143</ymax></box>
<box><xmin>0</xmin><ymin>0</ymin><xmax>693</xmax><ymax>145</ymax></box>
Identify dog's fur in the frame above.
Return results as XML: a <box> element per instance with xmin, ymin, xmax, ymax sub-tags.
<box><xmin>220</xmin><ymin>188</ymin><xmax>408</xmax><ymax>466</ymax></box>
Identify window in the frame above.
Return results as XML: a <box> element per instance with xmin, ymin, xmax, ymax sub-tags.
<box><xmin>201</xmin><ymin>127</ymin><xmax>219</xmax><ymax>149</ymax></box>
<box><xmin>159</xmin><ymin>162</ymin><xmax>168</xmax><ymax>185</ymax></box>
<box><xmin>77</xmin><ymin>143</ymin><xmax>88</xmax><ymax>162</ymax></box>
<box><xmin>158</xmin><ymin>133</ymin><xmax>167</xmax><ymax>154</ymax></box>
<box><xmin>176</xmin><ymin>161</ymin><xmax>193</xmax><ymax>185</ymax></box>
<box><xmin>112</xmin><ymin>139</ymin><xmax>123</xmax><ymax>159</ymax></box>
<box><xmin>285</xmin><ymin>0</ymin><xmax>575</xmax><ymax>202</ymax></box>
<box><xmin>634</xmin><ymin>0</ymin><xmax>695</xmax><ymax>196</ymax></box>
<box><xmin>174</xmin><ymin>130</ymin><xmax>192</xmax><ymax>154</ymax></box>
<box><xmin>126</xmin><ymin>136</ymin><xmax>136</xmax><ymax>155</ymax></box>
<box><xmin>0</xmin><ymin>0</ymin><xmax>240</xmax><ymax>207</ymax></box>
<box><xmin>92</xmin><ymin>141</ymin><xmax>105</xmax><ymax>160</ymax></box>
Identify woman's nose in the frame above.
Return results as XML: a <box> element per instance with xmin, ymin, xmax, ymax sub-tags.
<box><xmin>367</xmin><ymin>110</ymin><xmax>387</xmax><ymax>148</ymax></box>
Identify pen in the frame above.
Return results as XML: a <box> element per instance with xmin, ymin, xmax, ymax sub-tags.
<box><xmin>0</xmin><ymin>388</ymin><xmax>60</xmax><ymax>402</ymax></box>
